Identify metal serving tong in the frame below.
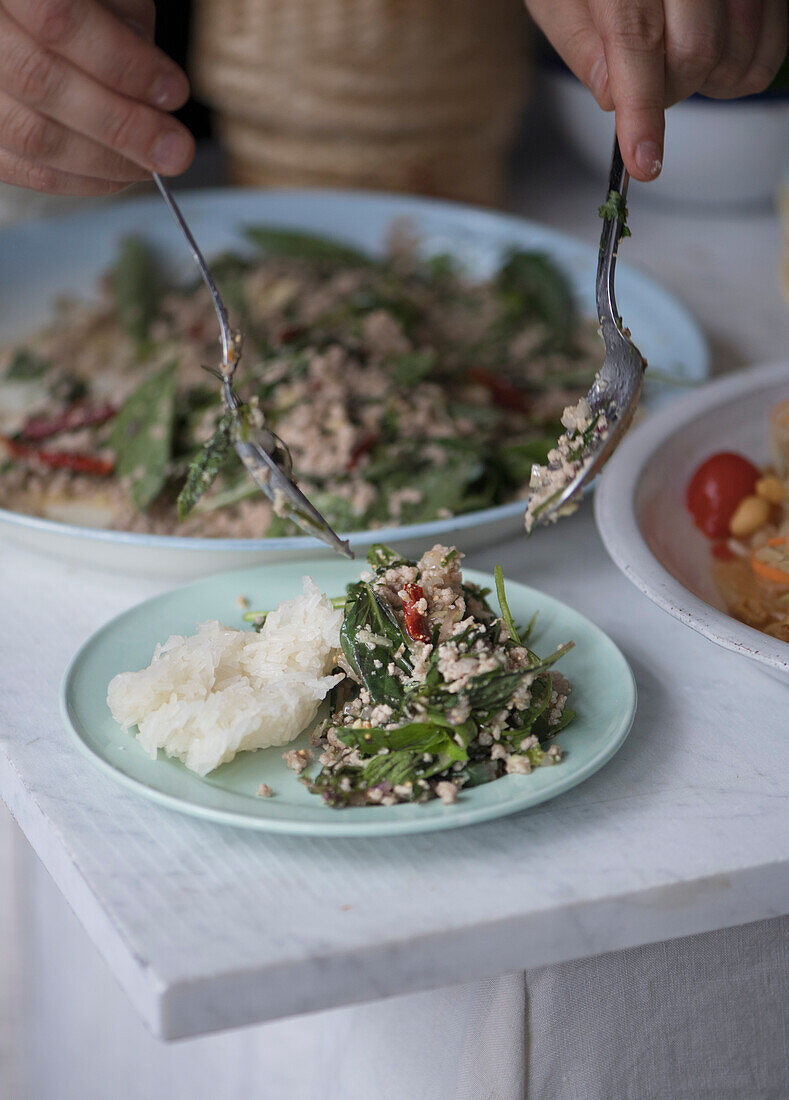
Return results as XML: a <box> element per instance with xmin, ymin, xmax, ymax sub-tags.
<box><xmin>152</xmin><ymin>173</ymin><xmax>354</xmax><ymax>559</ymax></box>
<box><xmin>536</xmin><ymin>137</ymin><xmax>647</xmax><ymax>524</ymax></box>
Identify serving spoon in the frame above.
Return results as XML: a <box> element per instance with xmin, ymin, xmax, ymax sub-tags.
<box><xmin>533</xmin><ymin>137</ymin><xmax>647</xmax><ymax>525</ymax></box>
<box><xmin>152</xmin><ymin>173</ymin><xmax>354</xmax><ymax>559</ymax></box>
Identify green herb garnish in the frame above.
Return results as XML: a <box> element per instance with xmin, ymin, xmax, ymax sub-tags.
<box><xmin>494</xmin><ymin>249</ymin><xmax>576</xmax><ymax>347</ymax></box>
<box><xmin>494</xmin><ymin>563</ymin><xmax>521</xmax><ymax>645</ymax></box>
<box><xmin>5</xmin><ymin>349</ymin><xmax>50</xmax><ymax>380</ymax></box>
<box><xmin>242</xmin><ymin>594</ymin><xmax>346</xmax><ymax>627</ymax></box>
<box><xmin>598</xmin><ymin>190</ymin><xmax>631</xmax><ymax>238</ymax></box>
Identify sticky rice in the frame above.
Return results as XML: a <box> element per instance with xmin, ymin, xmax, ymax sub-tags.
<box><xmin>107</xmin><ymin>577</ymin><xmax>343</xmax><ymax>776</ymax></box>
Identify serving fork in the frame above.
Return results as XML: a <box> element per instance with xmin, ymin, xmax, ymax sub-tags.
<box><xmin>152</xmin><ymin>173</ymin><xmax>354</xmax><ymax>559</ymax></box>
<box><xmin>536</xmin><ymin>137</ymin><xmax>647</xmax><ymax>525</ymax></box>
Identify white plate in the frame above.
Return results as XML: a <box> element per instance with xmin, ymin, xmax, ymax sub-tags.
<box><xmin>0</xmin><ymin>188</ymin><xmax>709</xmax><ymax>579</ymax></box>
<box><xmin>595</xmin><ymin>361</ymin><xmax>789</xmax><ymax>684</ymax></box>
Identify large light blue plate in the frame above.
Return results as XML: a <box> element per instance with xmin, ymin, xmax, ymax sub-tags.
<box><xmin>0</xmin><ymin>189</ymin><xmax>708</xmax><ymax>579</ymax></box>
<box><xmin>61</xmin><ymin>559</ymin><xmax>637</xmax><ymax>837</ymax></box>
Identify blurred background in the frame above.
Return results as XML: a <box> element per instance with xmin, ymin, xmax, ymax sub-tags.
<box><xmin>149</xmin><ymin>0</ymin><xmax>789</xmax><ymax>322</ymax></box>
<box><xmin>165</xmin><ymin>0</ymin><xmax>528</xmax><ymax>205</ymax></box>
<box><xmin>153</xmin><ymin>0</ymin><xmax>789</xmax><ymax>209</ymax></box>
<box><xmin>0</xmin><ymin>0</ymin><xmax>785</xmax><ymax>218</ymax></box>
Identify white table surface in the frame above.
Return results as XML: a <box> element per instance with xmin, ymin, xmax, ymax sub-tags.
<box><xmin>2</xmin><ymin>153</ymin><xmax>789</xmax><ymax>1043</ymax></box>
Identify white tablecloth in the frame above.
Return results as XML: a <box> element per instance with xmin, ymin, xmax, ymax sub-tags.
<box><xmin>4</xmin><ymin>806</ymin><xmax>786</xmax><ymax>1100</ymax></box>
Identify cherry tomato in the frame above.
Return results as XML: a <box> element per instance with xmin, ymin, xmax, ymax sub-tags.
<box><xmin>686</xmin><ymin>451</ymin><xmax>760</xmax><ymax>538</ymax></box>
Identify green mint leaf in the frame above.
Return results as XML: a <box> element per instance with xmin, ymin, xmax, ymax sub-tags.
<box><xmin>494</xmin><ymin>249</ymin><xmax>576</xmax><ymax>347</ymax></box>
<box><xmin>339</xmin><ymin>581</ymin><xmax>410</xmax><ymax>706</ymax></box>
<box><xmin>463</xmin><ymin>668</ymin><xmax>529</xmax><ymax>713</ymax></box>
<box><xmin>366</xmin><ymin>543</ymin><xmax>409</xmax><ymax>570</ymax></box>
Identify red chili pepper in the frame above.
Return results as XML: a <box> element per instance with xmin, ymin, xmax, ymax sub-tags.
<box><xmin>347</xmin><ymin>431</ymin><xmax>378</xmax><ymax>471</ymax></box>
<box><xmin>466</xmin><ymin>367</ymin><xmax>532</xmax><ymax>414</ymax></box>
<box><xmin>278</xmin><ymin>326</ymin><xmax>305</xmax><ymax>345</ymax></box>
<box><xmin>401</xmin><ymin>582</ymin><xmax>431</xmax><ymax>644</ymax></box>
<box><xmin>188</xmin><ymin>321</ymin><xmax>212</xmax><ymax>342</ymax></box>
<box><xmin>2</xmin><ymin>436</ymin><xmax>114</xmax><ymax>476</ymax></box>
<box><xmin>21</xmin><ymin>401</ymin><xmax>117</xmax><ymax>442</ymax></box>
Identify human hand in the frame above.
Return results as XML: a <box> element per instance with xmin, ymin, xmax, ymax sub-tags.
<box><xmin>0</xmin><ymin>0</ymin><xmax>194</xmax><ymax>195</ymax></box>
<box><xmin>525</xmin><ymin>0</ymin><xmax>788</xmax><ymax>181</ymax></box>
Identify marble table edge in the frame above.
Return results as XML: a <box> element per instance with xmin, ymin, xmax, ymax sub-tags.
<box><xmin>3</xmin><ymin>732</ymin><xmax>787</xmax><ymax>1040</ymax></box>
<box><xmin>156</xmin><ymin>860</ymin><xmax>789</xmax><ymax>1040</ymax></box>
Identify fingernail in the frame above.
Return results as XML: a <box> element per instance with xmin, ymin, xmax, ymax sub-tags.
<box><xmin>635</xmin><ymin>141</ymin><xmax>662</xmax><ymax>179</ymax></box>
<box><xmin>152</xmin><ymin>73</ymin><xmax>187</xmax><ymax>109</ymax></box>
<box><xmin>151</xmin><ymin>131</ymin><xmax>191</xmax><ymax>173</ymax></box>
<box><xmin>589</xmin><ymin>57</ymin><xmax>608</xmax><ymax>102</ymax></box>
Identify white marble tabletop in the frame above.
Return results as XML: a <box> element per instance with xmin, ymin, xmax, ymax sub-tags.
<box><xmin>2</xmin><ymin>154</ymin><xmax>789</xmax><ymax>1042</ymax></box>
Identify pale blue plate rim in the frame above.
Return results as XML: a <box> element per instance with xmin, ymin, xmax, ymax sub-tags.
<box><xmin>60</xmin><ymin>560</ymin><xmax>637</xmax><ymax>837</ymax></box>
<box><xmin>1</xmin><ymin>186</ymin><xmax>709</xmax><ymax>557</ymax></box>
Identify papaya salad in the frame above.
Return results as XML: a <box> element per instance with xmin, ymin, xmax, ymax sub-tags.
<box><xmin>686</xmin><ymin>400</ymin><xmax>789</xmax><ymax>642</ymax></box>
<box><xmin>0</xmin><ymin>227</ymin><xmax>602</xmax><ymax>538</ymax></box>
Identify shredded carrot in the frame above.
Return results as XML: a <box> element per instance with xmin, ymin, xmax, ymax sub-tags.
<box><xmin>750</xmin><ymin>537</ymin><xmax>789</xmax><ymax>585</ymax></box>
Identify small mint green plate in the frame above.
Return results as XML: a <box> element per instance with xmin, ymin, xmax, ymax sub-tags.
<box><xmin>61</xmin><ymin>561</ymin><xmax>636</xmax><ymax>837</ymax></box>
